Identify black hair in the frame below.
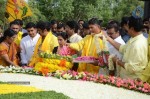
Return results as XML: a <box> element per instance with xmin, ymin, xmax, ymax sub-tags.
<box><xmin>25</xmin><ymin>22</ymin><xmax>36</xmax><ymax>29</ymax></box>
<box><xmin>143</xmin><ymin>17</ymin><xmax>149</xmax><ymax>23</ymax></box>
<box><xmin>57</xmin><ymin>32</ymin><xmax>68</xmax><ymax>40</ymax></box>
<box><xmin>82</xmin><ymin>22</ymin><xmax>89</xmax><ymax>29</ymax></box>
<box><xmin>57</xmin><ymin>23</ymin><xmax>65</xmax><ymax>29</ymax></box>
<box><xmin>22</xmin><ymin>33</ymin><xmax>28</xmax><ymax>38</ymax></box>
<box><xmin>121</xmin><ymin>17</ymin><xmax>129</xmax><ymax>27</ymax></box>
<box><xmin>78</xmin><ymin>20</ymin><xmax>84</xmax><ymax>23</ymax></box>
<box><xmin>0</xmin><ymin>29</ymin><xmax>17</xmax><ymax>43</ymax></box>
<box><xmin>128</xmin><ymin>16</ymin><xmax>143</xmax><ymax>32</ymax></box>
<box><xmin>88</xmin><ymin>18</ymin><xmax>102</xmax><ymax>27</ymax></box>
<box><xmin>36</xmin><ymin>21</ymin><xmax>51</xmax><ymax>31</ymax></box>
<box><xmin>10</xmin><ymin>21</ymin><xmax>20</xmax><ymax>27</ymax></box>
<box><xmin>66</xmin><ymin>20</ymin><xmax>79</xmax><ymax>33</ymax></box>
<box><xmin>51</xmin><ymin>20</ymin><xmax>57</xmax><ymax>25</ymax></box>
<box><xmin>14</xmin><ymin>19</ymin><xmax>23</xmax><ymax>26</ymax></box>
<box><xmin>107</xmin><ymin>20</ymin><xmax>120</xmax><ymax>32</ymax></box>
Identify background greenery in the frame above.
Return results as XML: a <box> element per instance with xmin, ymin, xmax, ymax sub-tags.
<box><xmin>0</xmin><ymin>0</ymin><xmax>144</xmax><ymax>27</ymax></box>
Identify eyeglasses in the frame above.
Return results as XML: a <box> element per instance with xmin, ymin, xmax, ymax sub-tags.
<box><xmin>107</xmin><ymin>32</ymin><xmax>115</xmax><ymax>35</ymax></box>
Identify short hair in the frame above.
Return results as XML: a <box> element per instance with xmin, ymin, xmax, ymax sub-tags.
<box><xmin>82</xmin><ymin>22</ymin><xmax>89</xmax><ymax>29</ymax></box>
<box><xmin>50</xmin><ymin>20</ymin><xmax>57</xmax><ymax>25</ymax></box>
<box><xmin>36</xmin><ymin>21</ymin><xmax>51</xmax><ymax>31</ymax></box>
<box><xmin>88</xmin><ymin>18</ymin><xmax>102</xmax><ymax>27</ymax></box>
<box><xmin>78</xmin><ymin>20</ymin><xmax>84</xmax><ymax>23</ymax></box>
<box><xmin>107</xmin><ymin>20</ymin><xmax>120</xmax><ymax>32</ymax></box>
<box><xmin>128</xmin><ymin>16</ymin><xmax>143</xmax><ymax>32</ymax></box>
<box><xmin>107</xmin><ymin>23</ymin><xmax>120</xmax><ymax>32</ymax></box>
<box><xmin>57</xmin><ymin>32</ymin><xmax>68</xmax><ymax>40</ymax></box>
<box><xmin>10</xmin><ymin>21</ymin><xmax>20</xmax><ymax>27</ymax></box>
<box><xmin>25</xmin><ymin>22</ymin><xmax>36</xmax><ymax>29</ymax></box>
<box><xmin>14</xmin><ymin>19</ymin><xmax>23</xmax><ymax>26</ymax></box>
<box><xmin>121</xmin><ymin>17</ymin><xmax>129</xmax><ymax>27</ymax></box>
<box><xmin>57</xmin><ymin>23</ymin><xmax>65</xmax><ymax>29</ymax></box>
<box><xmin>66</xmin><ymin>20</ymin><xmax>79</xmax><ymax>33</ymax></box>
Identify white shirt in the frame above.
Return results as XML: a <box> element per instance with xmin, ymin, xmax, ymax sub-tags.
<box><xmin>108</xmin><ymin>36</ymin><xmax>125</xmax><ymax>59</ymax></box>
<box><xmin>20</xmin><ymin>34</ymin><xmax>40</xmax><ymax>64</ymax></box>
<box><xmin>69</xmin><ymin>33</ymin><xmax>82</xmax><ymax>43</ymax></box>
<box><xmin>99</xmin><ymin>36</ymin><xmax>125</xmax><ymax>76</ymax></box>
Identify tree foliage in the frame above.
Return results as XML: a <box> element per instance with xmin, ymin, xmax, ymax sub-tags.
<box><xmin>0</xmin><ymin>0</ymin><xmax>145</xmax><ymax>27</ymax></box>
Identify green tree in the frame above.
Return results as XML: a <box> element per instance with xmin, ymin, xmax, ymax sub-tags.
<box><xmin>23</xmin><ymin>0</ymin><xmax>47</xmax><ymax>25</ymax></box>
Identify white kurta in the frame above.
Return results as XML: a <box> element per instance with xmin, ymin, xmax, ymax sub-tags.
<box><xmin>69</xmin><ymin>33</ymin><xmax>82</xmax><ymax>43</ymax></box>
<box><xmin>20</xmin><ymin>34</ymin><xmax>40</xmax><ymax>64</ymax></box>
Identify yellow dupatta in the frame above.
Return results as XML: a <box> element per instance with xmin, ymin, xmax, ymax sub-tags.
<box><xmin>70</xmin><ymin>31</ymin><xmax>104</xmax><ymax>74</ymax></box>
<box><xmin>29</xmin><ymin>32</ymin><xmax>58</xmax><ymax>66</ymax></box>
<box><xmin>140</xmin><ymin>32</ymin><xmax>150</xmax><ymax>83</ymax></box>
<box><xmin>14</xmin><ymin>31</ymin><xmax>23</xmax><ymax>46</ymax></box>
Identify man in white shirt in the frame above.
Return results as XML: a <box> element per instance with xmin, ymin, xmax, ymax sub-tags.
<box><xmin>66</xmin><ymin>21</ymin><xmax>82</xmax><ymax>43</ymax></box>
<box><xmin>20</xmin><ymin>22</ymin><xmax>40</xmax><ymax>66</ymax></box>
<box><xmin>100</xmin><ymin>22</ymin><xmax>125</xmax><ymax>76</ymax></box>
<box><xmin>65</xmin><ymin>21</ymin><xmax>82</xmax><ymax>71</ymax></box>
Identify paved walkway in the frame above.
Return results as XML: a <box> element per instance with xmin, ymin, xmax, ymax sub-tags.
<box><xmin>0</xmin><ymin>73</ymin><xmax>150</xmax><ymax>99</ymax></box>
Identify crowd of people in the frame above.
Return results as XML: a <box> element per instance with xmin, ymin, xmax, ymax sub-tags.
<box><xmin>0</xmin><ymin>16</ymin><xmax>150</xmax><ymax>83</ymax></box>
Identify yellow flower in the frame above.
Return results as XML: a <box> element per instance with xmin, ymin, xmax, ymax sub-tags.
<box><xmin>0</xmin><ymin>84</ymin><xmax>42</xmax><ymax>94</ymax></box>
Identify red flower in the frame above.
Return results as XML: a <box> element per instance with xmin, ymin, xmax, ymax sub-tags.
<box><xmin>59</xmin><ymin>59</ymin><xmax>66</xmax><ymax>67</ymax></box>
<box><xmin>40</xmin><ymin>67</ymin><xmax>49</xmax><ymax>76</ymax></box>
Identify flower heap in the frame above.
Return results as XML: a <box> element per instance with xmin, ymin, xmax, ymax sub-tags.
<box><xmin>51</xmin><ymin>70</ymin><xmax>150</xmax><ymax>94</ymax></box>
<box><xmin>34</xmin><ymin>52</ymin><xmax>73</xmax><ymax>76</ymax></box>
<box><xmin>73</xmin><ymin>56</ymin><xmax>98</xmax><ymax>63</ymax></box>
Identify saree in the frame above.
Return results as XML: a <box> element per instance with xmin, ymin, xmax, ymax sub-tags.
<box><xmin>0</xmin><ymin>42</ymin><xmax>19</xmax><ymax>66</ymax></box>
<box><xmin>29</xmin><ymin>32</ymin><xmax>58</xmax><ymax>66</ymax></box>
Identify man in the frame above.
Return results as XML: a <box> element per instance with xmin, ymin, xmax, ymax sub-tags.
<box><xmin>120</xmin><ymin>17</ymin><xmax>130</xmax><ymax>43</ymax></box>
<box><xmin>66</xmin><ymin>21</ymin><xmax>82</xmax><ymax>43</ymax></box>
<box><xmin>82</xmin><ymin>22</ymin><xmax>90</xmax><ymax>37</ymax></box>
<box><xmin>66</xmin><ymin>21</ymin><xmax>82</xmax><ymax>71</ymax></box>
<box><xmin>69</xmin><ymin>18</ymin><xmax>105</xmax><ymax>74</ymax></box>
<box><xmin>29</xmin><ymin>21</ymin><xmax>58</xmax><ymax>66</ymax></box>
<box><xmin>20</xmin><ymin>22</ymin><xmax>40</xmax><ymax>66</ymax></box>
<box><xmin>14</xmin><ymin>19</ymin><xmax>27</xmax><ymax>34</ymax></box>
<box><xmin>50</xmin><ymin>20</ymin><xmax>57</xmax><ymax>36</ymax></box>
<box><xmin>106</xmin><ymin>16</ymin><xmax>148</xmax><ymax>79</ymax></box>
<box><xmin>57</xmin><ymin>23</ymin><xmax>66</xmax><ymax>33</ymax></box>
<box><xmin>10</xmin><ymin>21</ymin><xmax>23</xmax><ymax>46</ymax></box>
<box><xmin>106</xmin><ymin>22</ymin><xmax>125</xmax><ymax>76</ymax></box>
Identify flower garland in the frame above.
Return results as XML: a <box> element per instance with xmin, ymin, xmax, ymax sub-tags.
<box><xmin>94</xmin><ymin>34</ymin><xmax>110</xmax><ymax>67</ymax></box>
<box><xmin>0</xmin><ymin>66</ymin><xmax>150</xmax><ymax>94</ymax></box>
<box><xmin>51</xmin><ymin>70</ymin><xmax>150</xmax><ymax>94</ymax></box>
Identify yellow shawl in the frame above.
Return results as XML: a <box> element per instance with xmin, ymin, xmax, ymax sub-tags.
<box><xmin>140</xmin><ymin>32</ymin><xmax>150</xmax><ymax>83</ymax></box>
<box><xmin>70</xmin><ymin>32</ymin><xmax>104</xmax><ymax>74</ymax></box>
<box><xmin>29</xmin><ymin>32</ymin><xmax>58</xmax><ymax>66</ymax></box>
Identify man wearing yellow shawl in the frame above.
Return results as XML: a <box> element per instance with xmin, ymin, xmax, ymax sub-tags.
<box><xmin>10</xmin><ymin>21</ymin><xmax>23</xmax><ymax>50</ymax></box>
<box><xmin>140</xmin><ymin>30</ymin><xmax>150</xmax><ymax>83</ymax></box>
<box><xmin>69</xmin><ymin>18</ymin><xmax>106</xmax><ymax>74</ymax></box>
<box><xmin>29</xmin><ymin>21</ymin><xmax>58</xmax><ymax>66</ymax></box>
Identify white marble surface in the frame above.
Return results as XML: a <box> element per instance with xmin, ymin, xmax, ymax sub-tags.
<box><xmin>0</xmin><ymin>73</ymin><xmax>150</xmax><ymax>99</ymax></box>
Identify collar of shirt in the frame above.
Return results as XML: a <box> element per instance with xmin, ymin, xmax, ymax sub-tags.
<box><xmin>29</xmin><ymin>33</ymin><xmax>40</xmax><ymax>41</ymax></box>
<box><xmin>128</xmin><ymin>34</ymin><xmax>143</xmax><ymax>44</ymax></box>
<box><xmin>69</xmin><ymin>33</ymin><xmax>78</xmax><ymax>41</ymax></box>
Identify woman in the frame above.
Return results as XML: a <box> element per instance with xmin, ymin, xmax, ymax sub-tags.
<box><xmin>53</xmin><ymin>32</ymin><xmax>76</xmax><ymax>56</ymax></box>
<box><xmin>0</xmin><ymin>29</ymin><xmax>19</xmax><ymax>66</ymax></box>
